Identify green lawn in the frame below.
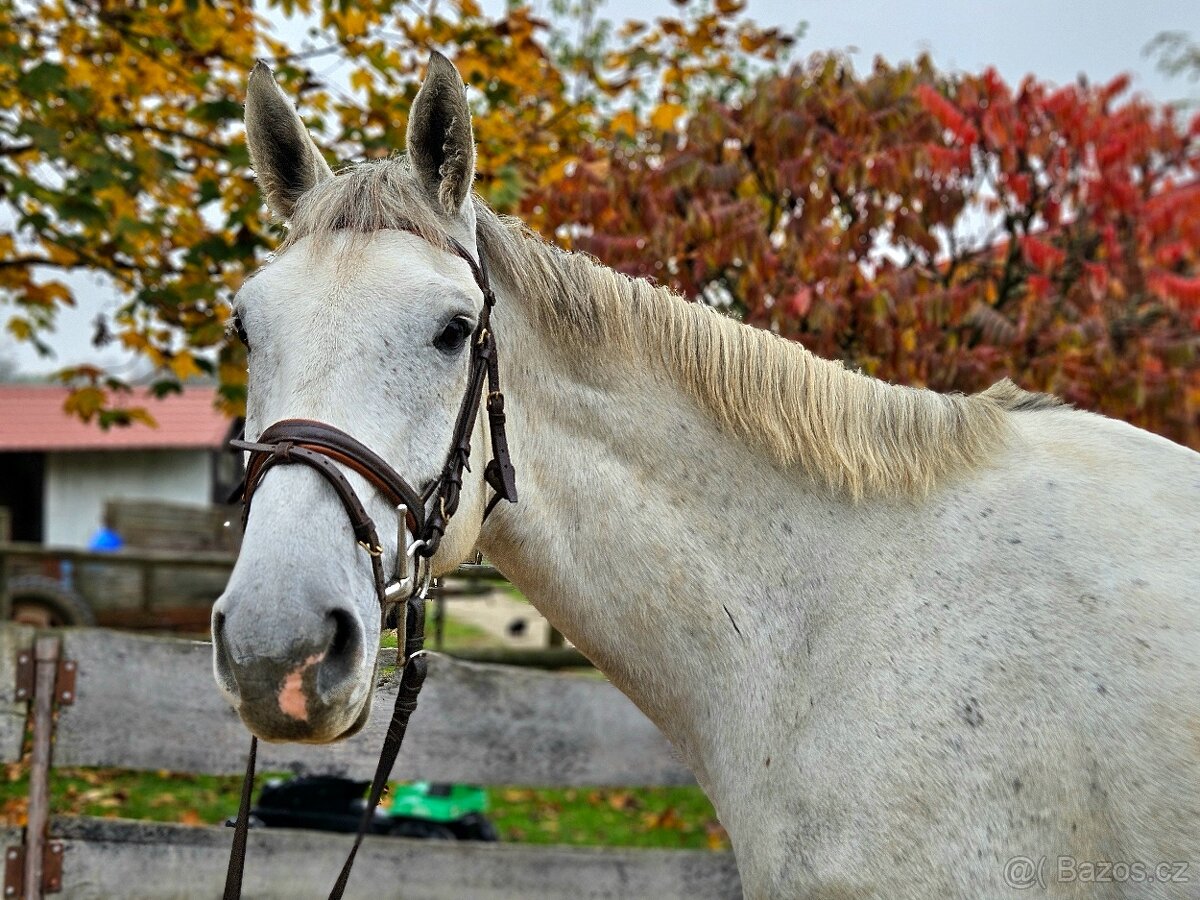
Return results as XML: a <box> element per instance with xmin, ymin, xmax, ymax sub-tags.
<box><xmin>0</xmin><ymin>766</ymin><xmax>727</xmax><ymax>850</ymax></box>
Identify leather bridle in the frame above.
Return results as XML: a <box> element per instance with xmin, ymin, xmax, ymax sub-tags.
<box><xmin>222</xmin><ymin>232</ymin><xmax>517</xmax><ymax>900</ymax></box>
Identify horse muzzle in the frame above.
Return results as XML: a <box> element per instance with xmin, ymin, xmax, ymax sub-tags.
<box><xmin>211</xmin><ymin>596</ymin><xmax>375</xmax><ymax>743</ymax></box>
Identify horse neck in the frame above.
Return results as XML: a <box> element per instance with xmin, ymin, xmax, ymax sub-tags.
<box><xmin>476</xmin><ymin>285</ymin><xmax>848</xmax><ymax>789</ymax></box>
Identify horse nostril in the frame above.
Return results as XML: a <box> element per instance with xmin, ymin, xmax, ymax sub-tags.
<box><xmin>318</xmin><ymin>607</ymin><xmax>363</xmax><ymax>698</ymax></box>
<box><xmin>328</xmin><ymin>608</ymin><xmax>355</xmax><ymax>658</ymax></box>
<box><xmin>211</xmin><ymin>609</ymin><xmax>238</xmax><ymax>694</ymax></box>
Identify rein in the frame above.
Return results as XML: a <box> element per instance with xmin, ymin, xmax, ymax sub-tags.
<box><xmin>222</xmin><ymin>232</ymin><xmax>517</xmax><ymax>899</ymax></box>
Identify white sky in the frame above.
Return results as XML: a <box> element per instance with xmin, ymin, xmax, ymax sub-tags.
<box><xmin>3</xmin><ymin>0</ymin><xmax>1196</xmax><ymax>376</ymax></box>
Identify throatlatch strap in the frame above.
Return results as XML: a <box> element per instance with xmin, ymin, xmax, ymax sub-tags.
<box><xmin>223</xmin><ymin>736</ymin><xmax>258</xmax><ymax>900</ymax></box>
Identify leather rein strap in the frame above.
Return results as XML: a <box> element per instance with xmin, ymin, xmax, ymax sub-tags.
<box><xmin>222</xmin><ymin>232</ymin><xmax>517</xmax><ymax>899</ymax></box>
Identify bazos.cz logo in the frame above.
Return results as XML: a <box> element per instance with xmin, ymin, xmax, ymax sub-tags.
<box><xmin>1004</xmin><ymin>855</ymin><xmax>1190</xmax><ymax>890</ymax></box>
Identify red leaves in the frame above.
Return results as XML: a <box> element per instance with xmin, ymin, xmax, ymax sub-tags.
<box><xmin>915</xmin><ymin>84</ymin><xmax>977</xmax><ymax>144</ymax></box>
<box><xmin>1022</xmin><ymin>236</ymin><xmax>1066</xmax><ymax>273</ymax></box>
<box><xmin>1101</xmin><ymin>73</ymin><xmax>1131</xmax><ymax>104</ymax></box>
<box><xmin>528</xmin><ymin>55</ymin><xmax>1199</xmax><ymax>448</ymax></box>
<box><xmin>1148</xmin><ymin>273</ymin><xmax>1200</xmax><ymax>324</ymax></box>
<box><xmin>786</xmin><ymin>286</ymin><xmax>813</xmax><ymax>318</ymax></box>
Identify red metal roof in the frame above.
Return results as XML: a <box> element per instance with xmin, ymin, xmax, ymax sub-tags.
<box><xmin>0</xmin><ymin>385</ymin><xmax>233</xmax><ymax>452</ymax></box>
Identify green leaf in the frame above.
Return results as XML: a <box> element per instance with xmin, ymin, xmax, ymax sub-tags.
<box><xmin>188</xmin><ymin>99</ymin><xmax>243</xmax><ymax>125</ymax></box>
<box><xmin>17</xmin><ymin>63</ymin><xmax>67</xmax><ymax>97</ymax></box>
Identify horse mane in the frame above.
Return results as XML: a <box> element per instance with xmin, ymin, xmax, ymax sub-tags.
<box><xmin>284</xmin><ymin>157</ymin><xmax>1063</xmax><ymax>500</ymax></box>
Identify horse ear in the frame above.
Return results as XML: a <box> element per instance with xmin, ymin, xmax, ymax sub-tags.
<box><xmin>406</xmin><ymin>51</ymin><xmax>475</xmax><ymax>214</ymax></box>
<box><xmin>244</xmin><ymin>61</ymin><xmax>334</xmax><ymax>220</ymax></box>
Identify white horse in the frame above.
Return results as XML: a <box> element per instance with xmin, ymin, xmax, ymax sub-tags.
<box><xmin>212</xmin><ymin>53</ymin><xmax>1200</xmax><ymax>898</ymax></box>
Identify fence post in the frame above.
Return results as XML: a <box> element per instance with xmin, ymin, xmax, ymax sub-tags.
<box><xmin>23</xmin><ymin>635</ymin><xmax>61</xmax><ymax>899</ymax></box>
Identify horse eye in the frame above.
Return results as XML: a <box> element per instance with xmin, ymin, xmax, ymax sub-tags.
<box><xmin>229</xmin><ymin>313</ymin><xmax>251</xmax><ymax>351</ymax></box>
<box><xmin>434</xmin><ymin>316</ymin><xmax>472</xmax><ymax>355</ymax></box>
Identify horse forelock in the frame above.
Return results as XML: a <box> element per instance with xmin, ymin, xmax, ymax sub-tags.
<box><xmin>282</xmin><ymin>156</ymin><xmax>451</xmax><ymax>253</ymax></box>
<box><xmin>277</xmin><ymin>156</ymin><xmax>1062</xmax><ymax>500</ymax></box>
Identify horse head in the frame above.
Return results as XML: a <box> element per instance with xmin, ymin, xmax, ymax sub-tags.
<box><xmin>212</xmin><ymin>53</ymin><xmax>495</xmax><ymax>743</ymax></box>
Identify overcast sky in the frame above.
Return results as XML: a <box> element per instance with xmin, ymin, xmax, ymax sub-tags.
<box><xmin>4</xmin><ymin>0</ymin><xmax>1196</xmax><ymax>376</ymax></box>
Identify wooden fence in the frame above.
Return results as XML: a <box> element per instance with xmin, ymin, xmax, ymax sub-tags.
<box><xmin>0</xmin><ymin>625</ymin><xmax>740</xmax><ymax>899</ymax></box>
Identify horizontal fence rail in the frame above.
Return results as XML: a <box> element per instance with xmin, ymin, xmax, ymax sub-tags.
<box><xmin>50</xmin><ymin>817</ymin><xmax>741</xmax><ymax>900</ymax></box>
<box><xmin>51</xmin><ymin>628</ymin><xmax>691</xmax><ymax>785</ymax></box>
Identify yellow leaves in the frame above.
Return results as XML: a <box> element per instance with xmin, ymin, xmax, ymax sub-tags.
<box><xmin>612</xmin><ymin>109</ymin><xmax>639</xmax><ymax>137</ymax></box>
<box><xmin>539</xmin><ymin>156</ymin><xmax>579</xmax><ymax>188</ymax></box>
<box><xmin>350</xmin><ymin>68</ymin><xmax>373</xmax><ymax>93</ymax></box>
<box><xmin>6</xmin><ymin>318</ymin><xmax>32</xmax><ymax>341</ymax></box>
<box><xmin>63</xmin><ymin>386</ymin><xmax>106</xmax><ymax>421</ymax></box>
<box><xmin>21</xmin><ymin>281</ymin><xmax>73</xmax><ymax>307</ymax></box>
<box><xmin>331</xmin><ymin>6</ymin><xmax>370</xmax><ymax>39</ymax></box>
<box><xmin>900</xmin><ymin>328</ymin><xmax>917</xmax><ymax>353</ymax></box>
<box><xmin>705</xmin><ymin>821</ymin><xmax>729</xmax><ymax>850</ymax></box>
<box><xmin>651</xmin><ymin>102</ymin><xmax>686</xmax><ymax>132</ymax></box>
<box><xmin>218</xmin><ymin>357</ymin><xmax>248</xmax><ymax>390</ymax></box>
<box><xmin>168</xmin><ymin>350</ymin><xmax>203</xmax><ymax>382</ymax></box>
<box><xmin>0</xmin><ymin>795</ymin><xmax>28</xmax><ymax>828</ymax></box>
<box><xmin>641</xmin><ymin>807</ymin><xmax>680</xmax><ymax>829</ymax></box>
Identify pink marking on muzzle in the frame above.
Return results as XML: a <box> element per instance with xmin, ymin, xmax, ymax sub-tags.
<box><xmin>278</xmin><ymin>652</ymin><xmax>326</xmax><ymax>722</ymax></box>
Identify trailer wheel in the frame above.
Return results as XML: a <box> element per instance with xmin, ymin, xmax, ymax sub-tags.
<box><xmin>4</xmin><ymin>576</ymin><xmax>96</xmax><ymax>627</ymax></box>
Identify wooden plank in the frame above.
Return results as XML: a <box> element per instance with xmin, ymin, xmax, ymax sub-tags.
<box><xmin>0</xmin><ymin>542</ymin><xmax>502</xmax><ymax>586</ymax></box>
<box><xmin>0</xmin><ymin>625</ymin><xmax>34</xmax><ymax>763</ymax></box>
<box><xmin>52</xmin><ymin>817</ymin><xmax>740</xmax><ymax>900</ymax></box>
<box><xmin>106</xmin><ymin>499</ymin><xmax>242</xmax><ymax>553</ymax></box>
<box><xmin>53</xmin><ymin>629</ymin><xmax>695</xmax><ymax>786</ymax></box>
<box><xmin>0</xmin><ymin>541</ymin><xmax>238</xmax><ymax>570</ymax></box>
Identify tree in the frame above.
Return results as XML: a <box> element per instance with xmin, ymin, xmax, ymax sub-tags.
<box><xmin>533</xmin><ymin>57</ymin><xmax>1200</xmax><ymax>447</ymax></box>
<box><xmin>7</xmin><ymin>4</ymin><xmax>1193</xmax><ymax>445</ymax></box>
<box><xmin>1146</xmin><ymin>31</ymin><xmax>1200</xmax><ymax>89</ymax></box>
<box><xmin>1</xmin><ymin>0</ymin><xmax>792</xmax><ymax>424</ymax></box>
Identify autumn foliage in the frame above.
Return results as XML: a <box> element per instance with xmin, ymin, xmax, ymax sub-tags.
<box><xmin>536</xmin><ymin>58</ymin><xmax>1199</xmax><ymax>446</ymax></box>
<box><xmin>1</xmin><ymin>0</ymin><xmax>791</xmax><ymax>422</ymax></box>
<box><xmin>2</xmin><ymin>2</ymin><xmax>1197</xmax><ymax>445</ymax></box>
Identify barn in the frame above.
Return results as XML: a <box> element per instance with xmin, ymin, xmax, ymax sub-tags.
<box><xmin>0</xmin><ymin>385</ymin><xmax>241</xmax><ymax>547</ymax></box>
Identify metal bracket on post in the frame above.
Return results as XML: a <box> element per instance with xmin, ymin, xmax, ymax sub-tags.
<box><xmin>39</xmin><ymin>844</ymin><xmax>62</xmax><ymax>895</ymax></box>
<box><xmin>13</xmin><ymin>653</ymin><xmax>32</xmax><ymax>704</ymax></box>
<box><xmin>3</xmin><ymin>846</ymin><xmax>24</xmax><ymax>898</ymax></box>
<box><xmin>53</xmin><ymin>661</ymin><xmax>75</xmax><ymax>707</ymax></box>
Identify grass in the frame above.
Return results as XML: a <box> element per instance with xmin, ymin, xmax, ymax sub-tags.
<box><xmin>488</xmin><ymin>786</ymin><xmax>727</xmax><ymax>850</ymax></box>
<box><xmin>0</xmin><ymin>765</ymin><xmax>727</xmax><ymax>850</ymax></box>
<box><xmin>380</xmin><ymin>602</ymin><xmax>501</xmax><ymax>651</ymax></box>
